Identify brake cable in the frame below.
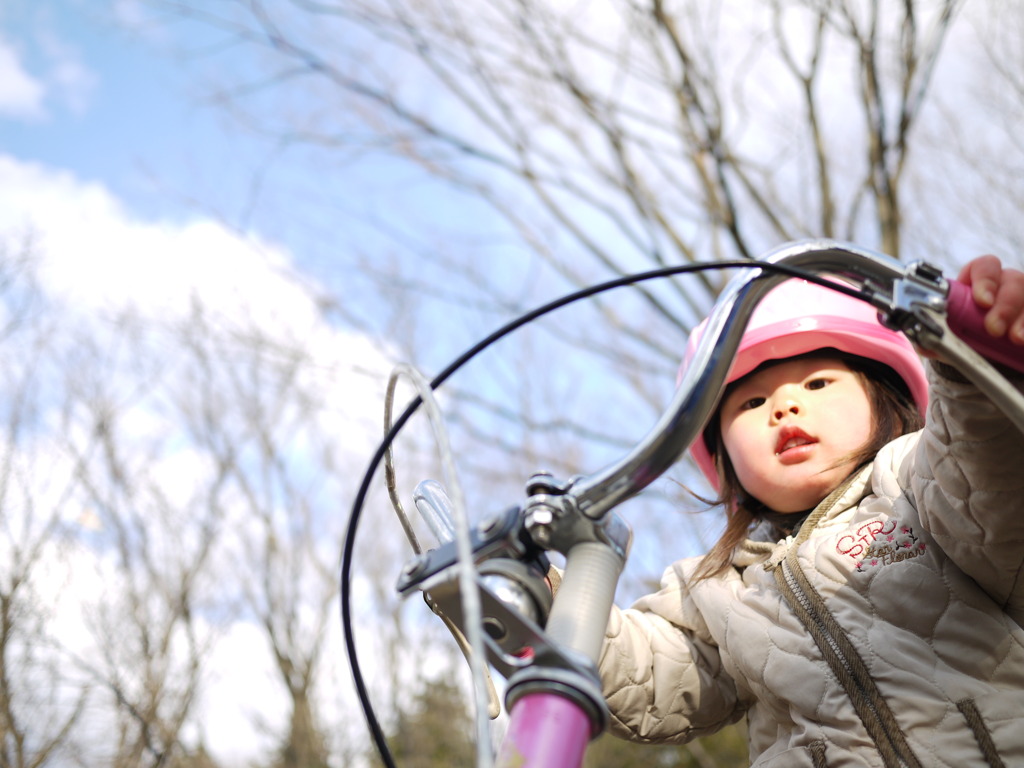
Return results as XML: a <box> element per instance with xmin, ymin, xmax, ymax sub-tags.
<box><xmin>342</xmin><ymin>259</ymin><xmax>886</xmax><ymax>768</ymax></box>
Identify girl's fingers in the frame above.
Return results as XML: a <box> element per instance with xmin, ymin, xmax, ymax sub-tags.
<box><xmin>957</xmin><ymin>255</ymin><xmax>1024</xmax><ymax>343</ymax></box>
<box><xmin>957</xmin><ymin>255</ymin><xmax>1001</xmax><ymax>308</ymax></box>
<box><xmin>997</xmin><ymin>271</ymin><xmax>1024</xmax><ymax>344</ymax></box>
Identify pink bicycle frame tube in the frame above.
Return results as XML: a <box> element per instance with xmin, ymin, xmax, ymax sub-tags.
<box><xmin>495</xmin><ymin>692</ymin><xmax>592</xmax><ymax>768</ymax></box>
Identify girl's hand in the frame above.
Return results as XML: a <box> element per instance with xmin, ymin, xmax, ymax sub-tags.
<box><xmin>958</xmin><ymin>255</ymin><xmax>1024</xmax><ymax>345</ymax></box>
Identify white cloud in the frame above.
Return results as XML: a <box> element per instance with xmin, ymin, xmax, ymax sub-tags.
<box><xmin>0</xmin><ymin>153</ymin><xmax>395</xmax><ymax>460</ymax></box>
<box><xmin>0</xmin><ymin>154</ymin><xmax>398</xmax><ymax>516</ymax></box>
<box><xmin>0</xmin><ymin>155</ymin><xmax>318</xmax><ymax>331</ymax></box>
<box><xmin>0</xmin><ymin>36</ymin><xmax>46</xmax><ymax>119</ymax></box>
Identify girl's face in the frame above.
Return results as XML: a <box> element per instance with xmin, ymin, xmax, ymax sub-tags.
<box><xmin>718</xmin><ymin>356</ymin><xmax>873</xmax><ymax>514</ymax></box>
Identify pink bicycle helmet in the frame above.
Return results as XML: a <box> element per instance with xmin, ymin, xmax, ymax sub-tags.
<box><xmin>683</xmin><ymin>278</ymin><xmax>929</xmax><ymax>489</ymax></box>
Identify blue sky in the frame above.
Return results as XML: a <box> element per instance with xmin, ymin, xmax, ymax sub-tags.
<box><xmin>0</xmin><ymin>1</ymin><xmax>262</xmax><ymax>224</ymax></box>
<box><xmin>0</xmin><ymin>2</ymin><xmax>359</xmax><ymax>335</ymax></box>
<box><xmin>0</xmin><ymin>1</ymin><xmax>457</xmax><ymax>348</ymax></box>
<box><xmin>0</xmin><ymin>0</ymin><xmax>547</xmax><ymax>362</ymax></box>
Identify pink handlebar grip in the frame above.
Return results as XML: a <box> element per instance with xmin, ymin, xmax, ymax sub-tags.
<box><xmin>495</xmin><ymin>692</ymin><xmax>592</xmax><ymax>768</ymax></box>
<box><xmin>946</xmin><ymin>280</ymin><xmax>1024</xmax><ymax>374</ymax></box>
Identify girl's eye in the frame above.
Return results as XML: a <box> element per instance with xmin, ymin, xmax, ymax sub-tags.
<box><xmin>806</xmin><ymin>378</ymin><xmax>831</xmax><ymax>390</ymax></box>
<box><xmin>740</xmin><ymin>396</ymin><xmax>766</xmax><ymax>411</ymax></box>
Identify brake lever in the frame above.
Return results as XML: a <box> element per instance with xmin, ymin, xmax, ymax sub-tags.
<box><xmin>866</xmin><ymin>260</ymin><xmax>1024</xmax><ymax>434</ymax></box>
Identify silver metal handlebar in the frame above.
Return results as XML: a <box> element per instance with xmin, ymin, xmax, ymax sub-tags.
<box><xmin>397</xmin><ymin>238</ymin><xmax>1024</xmax><ymax>755</ymax></box>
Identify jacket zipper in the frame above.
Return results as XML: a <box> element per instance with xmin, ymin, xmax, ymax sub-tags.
<box><xmin>778</xmin><ymin>557</ymin><xmax>917</xmax><ymax>768</ymax></box>
<box><xmin>764</xmin><ymin>468</ymin><xmax>924</xmax><ymax>768</ymax></box>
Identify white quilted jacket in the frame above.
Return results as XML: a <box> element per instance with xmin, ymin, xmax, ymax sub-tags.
<box><xmin>598</xmin><ymin>363</ymin><xmax>1024</xmax><ymax>767</ymax></box>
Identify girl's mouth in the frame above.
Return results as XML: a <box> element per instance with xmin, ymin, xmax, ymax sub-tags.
<box><xmin>775</xmin><ymin>427</ymin><xmax>817</xmax><ymax>461</ymax></box>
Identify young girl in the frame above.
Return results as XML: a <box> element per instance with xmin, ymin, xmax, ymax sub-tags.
<box><xmin>597</xmin><ymin>255</ymin><xmax>1024</xmax><ymax>767</ymax></box>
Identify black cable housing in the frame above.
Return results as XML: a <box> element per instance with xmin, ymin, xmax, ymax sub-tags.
<box><xmin>342</xmin><ymin>260</ymin><xmax>875</xmax><ymax>768</ymax></box>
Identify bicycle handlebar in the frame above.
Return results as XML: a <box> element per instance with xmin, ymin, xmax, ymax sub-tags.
<box><xmin>495</xmin><ymin>240</ymin><xmax>1024</xmax><ymax>767</ymax></box>
<box><xmin>391</xmin><ymin>239</ymin><xmax>1024</xmax><ymax>768</ymax></box>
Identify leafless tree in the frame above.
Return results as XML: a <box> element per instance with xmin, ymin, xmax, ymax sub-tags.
<box><xmin>0</xmin><ymin>232</ymin><xmax>390</xmax><ymax>767</ymax></box>
<box><xmin>149</xmin><ymin>295</ymin><xmax>399</xmax><ymax>768</ymax></box>
<box><xmin>155</xmin><ymin>0</ymin><xmax>967</xmax><ymax>266</ymax></box>
<box><xmin>138</xmin><ymin>0</ymin><xmax>977</xmax><ymax>495</ymax></box>
<box><xmin>183</xmin><ymin>314</ymin><xmax>337</xmax><ymax>768</ymax></box>
<box><xmin>51</xmin><ymin>309</ymin><xmax>226</xmax><ymax>768</ymax></box>
<box><xmin>0</xmin><ymin>241</ymin><xmax>92</xmax><ymax>768</ymax></box>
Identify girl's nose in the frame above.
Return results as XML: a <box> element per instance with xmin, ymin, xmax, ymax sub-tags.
<box><xmin>771</xmin><ymin>399</ymin><xmax>801</xmax><ymax>422</ymax></box>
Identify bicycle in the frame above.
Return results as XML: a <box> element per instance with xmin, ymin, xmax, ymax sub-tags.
<box><xmin>344</xmin><ymin>239</ymin><xmax>1024</xmax><ymax>768</ymax></box>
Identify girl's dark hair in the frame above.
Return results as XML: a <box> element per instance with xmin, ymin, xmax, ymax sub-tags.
<box><xmin>694</xmin><ymin>349</ymin><xmax>924</xmax><ymax>580</ymax></box>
